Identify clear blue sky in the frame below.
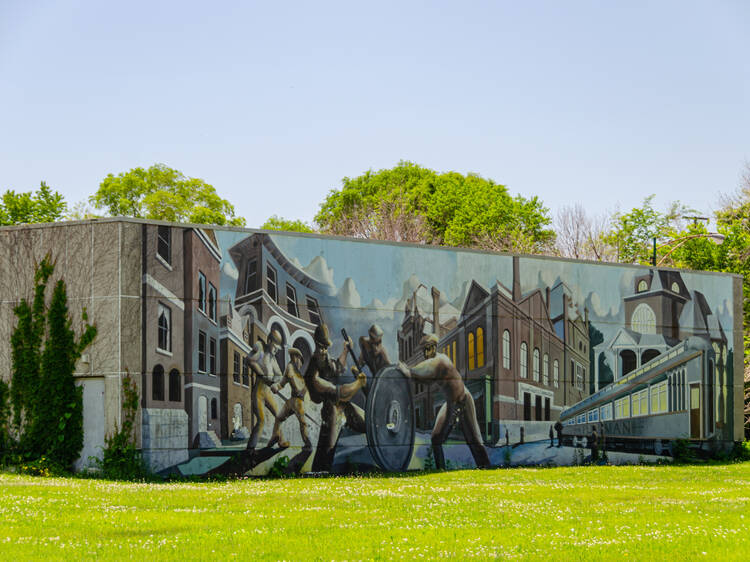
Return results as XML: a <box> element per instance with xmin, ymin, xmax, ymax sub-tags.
<box><xmin>1</xmin><ymin>1</ymin><xmax>748</xmax><ymax>227</ymax></box>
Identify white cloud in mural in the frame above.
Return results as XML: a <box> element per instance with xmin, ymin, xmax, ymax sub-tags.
<box><xmin>222</xmin><ymin>261</ymin><xmax>239</xmax><ymax>280</ymax></box>
<box><xmin>291</xmin><ymin>255</ymin><xmax>336</xmax><ymax>288</ymax></box>
<box><xmin>589</xmin><ymin>291</ymin><xmax>617</xmax><ymax>317</ymax></box>
<box><xmin>338</xmin><ymin>277</ymin><xmax>361</xmax><ymax>309</ymax></box>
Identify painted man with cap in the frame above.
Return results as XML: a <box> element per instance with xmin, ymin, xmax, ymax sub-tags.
<box><xmin>347</xmin><ymin>324</ymin><xmax>391</xmax><ymax>384</ymax></box>
<box><xmin>305</xmin><ymin>323</ymin><xmax>367</xmax><ymax>472</ymax></box>
<box><xmin>270</xmin><ymin>347</ymin><xmax>311</xmax><ymax>450</ymax></box>
<box><xmin>246</xmin><ymin>328</ymin><xmax>287</xmax><ymax>449</ymax></box>
<box><xmin>398</xmin><ymin>333</ymin><xmax>491</xmax><ymax>470</ymax></box>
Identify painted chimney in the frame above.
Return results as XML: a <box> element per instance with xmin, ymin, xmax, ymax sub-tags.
<box><xmin>431</xmin><ymin>287</ymin><xmax>441</xmax><ymax>335</ymax></box>
<box><xmin>512</xmin><ymin>256</ymin><xmax>521</xmax><ymax>302</ymax></box>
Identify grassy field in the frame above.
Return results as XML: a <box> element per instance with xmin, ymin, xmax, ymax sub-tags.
<box><xmin>1</xmin><ymin>463</ymin><xmax>749</xmax><ymax>560</ymax></box>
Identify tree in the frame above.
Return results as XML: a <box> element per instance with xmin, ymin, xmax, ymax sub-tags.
<box><xmin>90</xmin><ymin>164</ymin><xmax>246</xmax><ymax>226</ymax></box>
<box><xmin>553</xmin><ymin>204</ymin><xmax>614</xmax><ymax>261</ymax></box>
<box><xmin>0</xmin><ymin>182</ymin><xmax>67</xmax><ymax>225</ymax></box>
<box><xmin>603</xmin><ymin>195</ymin><xmax>691</xmax><ymax>264</ymax></box>
<box><xmin>261</xmin><ymin>216</ymin><xmax>315</xmax><ymax>233</ymax></box>
<box><xmin>314</xmin><ymin>161</ymin><xmax>555</xmax><ymax>251</ymax></box>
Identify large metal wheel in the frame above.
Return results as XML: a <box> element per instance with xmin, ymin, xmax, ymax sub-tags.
<box><xmin>365</xmin><ymin>365</ymin><xmax>416</xmax><ymax>472</ymax></box>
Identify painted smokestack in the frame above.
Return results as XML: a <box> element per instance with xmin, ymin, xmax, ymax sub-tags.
<box><xmin>431</xmin><ymin>287</ymin><xmax>440</xmax><ymax>335</ymax></box>
<box><xmin>512</xmin><ymin>256</ymin><xmax>521</xmax><ymax>302</ymax></box>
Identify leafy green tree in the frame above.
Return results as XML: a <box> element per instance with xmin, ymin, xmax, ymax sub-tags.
<box><xmin>0</xmin><ymin>182</ymin><xmax>67</xmax><ymax>225</ymax></box>
<box><xmin>315</xmin><ymin>161</ymin><xmax>554</xmax><ymax>251</ymax></box>
<box><xmin>90</xmin><ymin>164</ymin><xmax>246</xmax><ymax>226</ymax></box>
<box><xmin>261</xmin><ymin>215</ymin><xmax>315</xmax><ymax>233</ymax></box>
<box><xmin>603</xmin><ymin>195</ymin><xmax>690</xmax><ymax>264</ymax></box>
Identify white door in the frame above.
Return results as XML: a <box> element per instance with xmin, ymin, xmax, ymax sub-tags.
<box><xmin>198</xmin><ymin>395</ymin><xmax>208</xmax><ymax>432</ymax></box>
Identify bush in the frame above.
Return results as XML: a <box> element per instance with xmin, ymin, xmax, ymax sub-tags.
<box><xmin>93</xmin><ymin>373</ymin><xmax>150</xmax><ymax>481</ymax></box>
<box><xmin>671</xmin><ymin>439</ymin><xmax>695</xmax><ymax>463</ymax></box>
<box><xmin>17</xmin><ymin>456</ymin><xmax>65</xmax><ymax>477</ymax></box>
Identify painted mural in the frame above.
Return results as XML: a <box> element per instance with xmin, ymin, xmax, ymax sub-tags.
<box><xmin>142</xmin><ymin>226</ymin><xmax>738</xmax><ymax>476</ymax></box>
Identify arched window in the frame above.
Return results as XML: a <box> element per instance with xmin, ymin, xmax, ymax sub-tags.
<box><xmin>169</xmin><ymin>369</ymin><xmax>181</xmax><ymax>402</ymax></box>
<box><xmin>520</xmin><ymin>342</ymin><xmax>528</xmax><ymax>378</ymax></box>
<box><xmin>637</xmin><ymin>280</ymin><xmax>648</xmax><ymax>292</ymax></box>
<box><xmin>210</xmin><ymin>398</ymin><xmax>218</xmax><ymax>420</ymax></box>
<box><xmin>631</xmin><ymin>303</ymin><xmax>656</xmax><ymax>334</ymax></box>
<box><xmin>152</xmin><ymin>365</ymin><xmax>164</xmax><ymax>401</ymax></box>
<box><xmin>502</xmin><ymin>330</ymin><xmax>511</xmax><ymax>370</ymax></box>
<box><xmin>671</xmin><ymin>282</ymin><xmax>679</xmax><ymax>294</ymax></box>
<box><xmin>553</xmin><ymin>360</ymin><xmax>559</xmax><ymax>388</ymax></box>
<box><xmin>468</xmin><ymin>332</ymin><xmax>475</xmax><ymax>370</ymax></box>
<box><xmin>476</xmin><ymin>327</ymin><xmax>484</xmax><ymax>368</ymax></box>
<box><xmin>533</xmin><ymin>348</ymin><xmax>540</xmax><ymax>382</ymax></box>
<box><xmin>543</xmin><ymin>353</ymin><xmax>549</xmax><ymax>386</ymax></box>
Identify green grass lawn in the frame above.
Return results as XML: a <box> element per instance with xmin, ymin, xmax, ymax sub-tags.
<box><xmin>1</xmin><ymin>463</ymin><xmax>749</xmax><ymax>560</ymax></box>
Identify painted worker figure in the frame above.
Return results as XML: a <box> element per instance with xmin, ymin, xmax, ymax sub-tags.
<box><xmin>270</xmin><ymin>348</ymin><xmax>312</xmax><ymax>450</ymax></box>
<box><xmin>549</xmin><ymin>425</ymin><xmax>554</xmax><ymax>448</ymax></box>
<box><xmin>347</xmin><ymin>324</ymin><xmax>391</xmax><ymax>381</ymax></box>
<box><xmin>246</xmin><ymin>329</ymin><xmax>287</xmax><ymax>450</ymax></box>
<box><xmin>305</xmin><ymin>323</ymin><xmax>367</xmax><ymax>472</ymax></box>
<box><xmin>398</xmin><ymin>334</ymin><xmax>491</xmax><ymax>470</ymax></box>
<box><xmin>554</xmin><ymin>420</ymin><xmax>564</xmax><ymax>448</ymax></box>
<box><xmin>590</xmin><ymin>427</ymin><xmax>599</xmax><ymax>463</ymax></box>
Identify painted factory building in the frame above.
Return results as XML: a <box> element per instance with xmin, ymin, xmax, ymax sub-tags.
<box><xmin>0</xmin><ymin>219</ymin><xmax>744</xmax><ymax>476</ymax></box>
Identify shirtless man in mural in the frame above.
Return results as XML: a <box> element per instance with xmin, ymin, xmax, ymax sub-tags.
<box><xmin>398</xmin><ymin>333</ymin><xmax>491</xmax><ymax>470</ymax></box>
<box><xmin>270</xmin><ymin>347</ymin><xmax>312</xmax><ymax>450</ymax></box>
<box><xmin>305</xmin><ymin>323</ymin><xmax>367</xmax><ymax>472</ymax></box>
<box><xmin>246</xmin><ymin>329</ymin><xmax>287</xmax><ymax>449</ymax></box>
<box><xmin>346</xmin><ymin>324</ymin><xmax>391</xmax><ymax>382</ymax></box>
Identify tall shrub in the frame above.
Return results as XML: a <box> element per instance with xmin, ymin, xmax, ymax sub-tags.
<box><xmin>9</xmin><ymin>255</ymin><xmax>96</xmax><ymax>467</ymax></box>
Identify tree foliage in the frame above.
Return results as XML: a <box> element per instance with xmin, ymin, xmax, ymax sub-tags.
<box><xmin>8</xmin><ymin>255</ymin><xmax>97</xmax><ymax>467</ymax></box>
<box><xmin>0</xmin><ymin>182</ymin><xmax>67</xmax><ymax>226</ymax></box>
<box><xmin>314</xmin><ymin>161</ymin><xmax>555</xmax><ymax>252</ymax></box>
<box><xmin>261</xmin><ymin>216</ymin><xmax>315</xmax><ymax>233</ymax></box>
<box><xmin>90</xmin><ymin>163</ymin><xmax>246</xmax><ymax>227</ymax></box>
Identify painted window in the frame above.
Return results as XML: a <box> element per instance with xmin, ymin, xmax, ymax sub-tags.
<box><xmin>632</xmin><ymin>388</ymin><xmax>648</xmax><ymax>416</ymax></box>
<box><xmin>587</xmin><ymin>409</ymin><xmax>598</xmax><ymax>423</ymax></box>
<box><xmin>615</xmin><ymin>396</ymin><xmax>630</xmax><ymax>419</ymax></box>
<box><xmin>502</xmin><ymin>330</ymin><xmax>510</xmax><ymax>369</ymax></box>
<box><xmin>152</xmin><ymin>365</ymin><xmax>164</xmax><ymax>401</ymax></box>
<box><xmin>198</xmin><ymin>330</ymin><xmax>207</xmax><ymax>373</ymax></box>
<box><xmin>520</xmin><ymin>342</ymin><xmax>528</xmax><ymax>378</ymax></box>
<box><xmin>468</xmin><ymin>332</ymin><xmax>475</xmax><ymax>371</ymax></box>
<box><xmin>233</xmin><ymin>351</ymin><xmax>241</xmax><ymax>383</ymax></box>
<box><xmin>637</xmin><ymin>280</ymin><xmax>648</xmax><ymax>292</ymax></box>
<box><xmin>286</xmin><ymin>283</ymin><xmax>299</xmax><ymax>317</ymax></box>
<box><xmin>631</xmin><ymin>303</ymin><xmax>656</xmax><ymax>334</ymax></box>
<box><xmin>553</xmin><ymin>360</ymin><xmax>559</xmax><ymax>388</ymax></box>
<box><xmin>476</xmin><ymin>327</ymin><xmax>484</xmax><ymax>368</ymax></box>
<box><xmin>576</xmin><ymin>363</ymin><xmax>584</xmax><ymax>390</ymax></box>
<box><xmin>533</xmin><ymin>348</ymin><xmax>540</xmax><ymax>382</ymax></box>
<box><xmin>452</xmin><ymin>341</ymin><xmax>457</xmax><ymax>366</ymax></box>
<box><xmin>600</xmin><ymin>402</ymin><xmax>612</xmax><ymax>421</ymax></box>
<box><xmin>267</xmin><ymin>264</ymin><xmax>278</xmax><ymax>302</ymax></box>
<box><xmin>211</xmin><ymin>398</ymin><xmax>217</xmax><ymax>419</ymax></box>
<box><xmin>157</xmin><ymin>303</ymin><xmax>171</xmax><ymax>352</ymax></box>
<box><xmin>209</xmin><ymin>337</ymin><xmax>217</xmax><ymax>375</ymax></box>
<box><xmin>306</xmin><ymin>296</ymin><xmax>321</xmax><ymax>325</ymax></box>
<box><xmin>242</xmin><ymin>362</ymin><xmax>249</xmax><ymax>387</ymax></box>
<box><xmin>208</xmin><ymin>283</ymin><xmax>217</xmax><ymax>322</ymax></box>
<box><xmin>543</xmin><ymin>353</ymin><xmax>549</xmax><ymax>386</ymax></box>
<box><xmin>168</xmin><ymin>369</ymin><xmax>181</xmax><ymax>402</ymax></box>
<box><xmin>157</xmin><ymin>226</ymin><xmax>170</xmax><ymax>264</ymax></box>
<box><xmin>650</xmin><ymin>380</ymin><xmax>668</xmax><ymax>414</ymax></box>
<box><xmin>245</xmin><ymin>258</ymin><xmax>257</xmax><ymax>294</ymax></box>
<box><xmin>198</xmin><ymin>272</ymin><xmax>206</xmax><ymax>312</ymax></box>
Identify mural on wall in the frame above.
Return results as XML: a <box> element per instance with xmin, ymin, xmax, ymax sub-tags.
<box><xmin>142</xmin><ymin>226</ymin><xmax>737</xmax><ymax>476</ymax></box>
